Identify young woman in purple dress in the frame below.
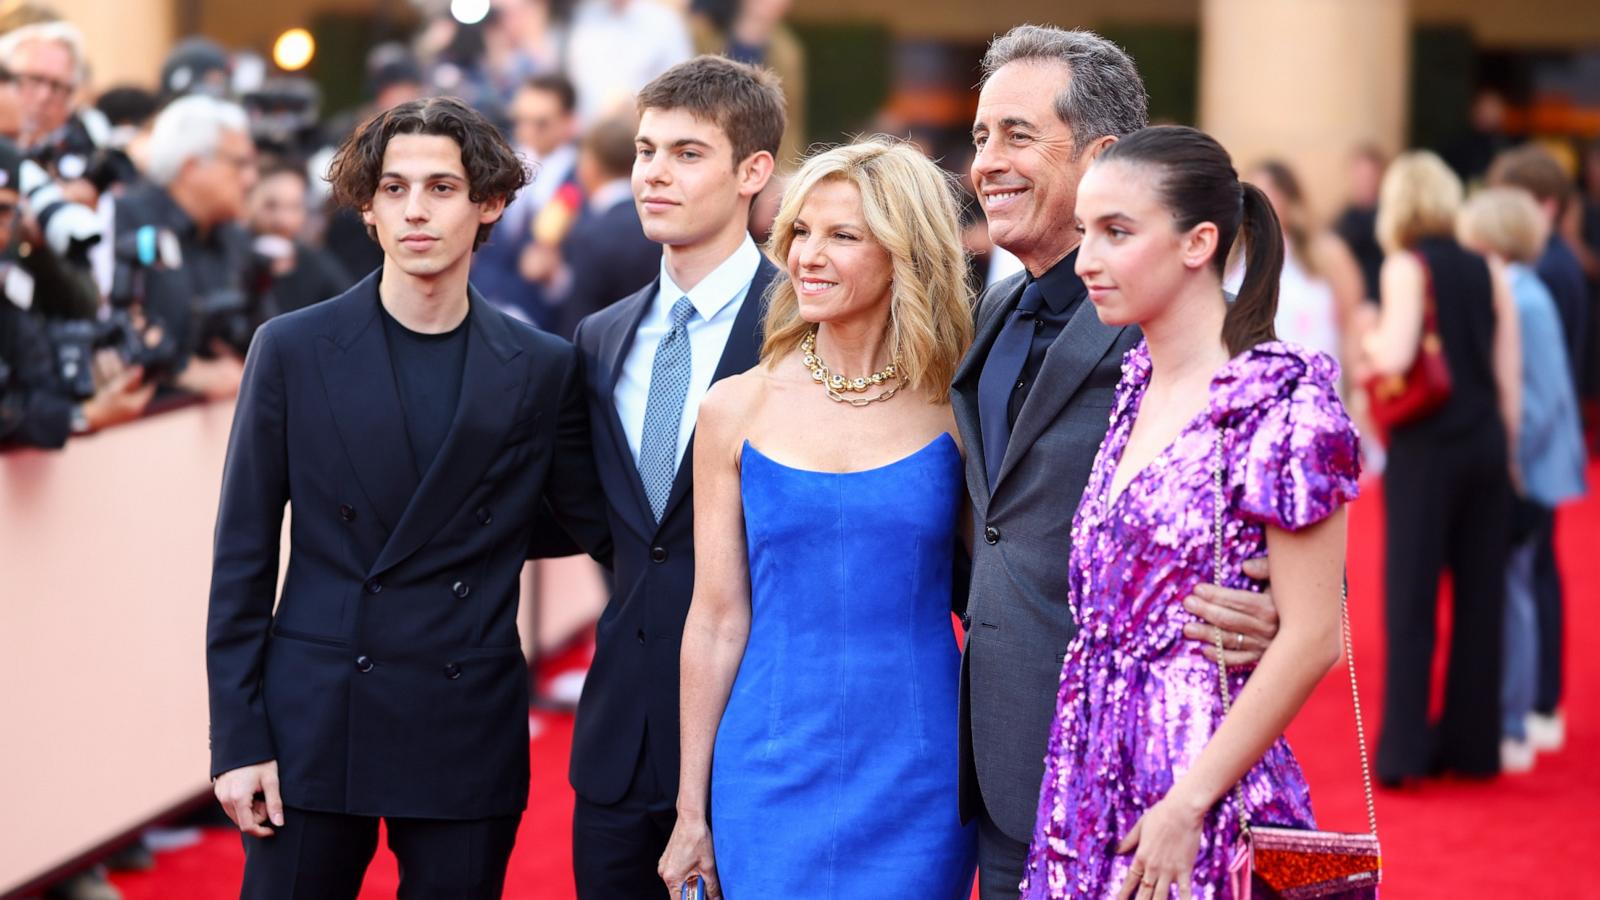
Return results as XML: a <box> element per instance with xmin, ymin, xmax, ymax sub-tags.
<box><xmin>1019</xmin><ymin>126</ymin><xmax>1362</xmax><ymax>899</ymax></box>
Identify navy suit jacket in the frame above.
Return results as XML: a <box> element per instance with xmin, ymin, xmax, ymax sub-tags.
<box><xmin>565</xmin><ymin>257</ymin><xmax>776</xmax><ymax>805</ymax></box>
<box><xmin>206</xmin><ymin>270</ymin><xmax>609</xmax><ymax>819</ymax></box>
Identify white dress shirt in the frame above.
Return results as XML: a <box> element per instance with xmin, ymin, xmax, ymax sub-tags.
<box><xmin>564</xmin><ymin>0</ymin><xmax>694</xmax><ymax>125</ymax></box>
<box><xmin>616</xmin><ymin>236</ymin><xmax>761</xmax><ymax>470</ymax></box>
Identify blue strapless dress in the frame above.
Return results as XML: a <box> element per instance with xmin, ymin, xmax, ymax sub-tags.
<box><xmin>710</xmin><ymin>433</ymin><xmax>977</xmax><ymax>899</ymax></box>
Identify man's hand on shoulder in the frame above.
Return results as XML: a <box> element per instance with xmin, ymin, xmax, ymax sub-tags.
<box><xmin>1181</xmin><ymin>556</ymin><xmax>1279</xmax><ymax>666</ymax></box>
<box><xmin>214</xmin><ymin>759</ymin><xmax>284</xmax><ymax>837</ymax></box>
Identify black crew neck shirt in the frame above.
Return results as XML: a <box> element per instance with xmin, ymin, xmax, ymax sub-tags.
<box><xmin>380</xmin><ymin>305</ymin><xmax>470</xmax><ymax>477</ymax></box>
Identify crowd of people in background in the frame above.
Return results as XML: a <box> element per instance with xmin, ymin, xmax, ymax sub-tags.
<box><xmin>4</xmin><ymin>1</ymin><xmax>1599</xmax><ymax>898</ymax></box>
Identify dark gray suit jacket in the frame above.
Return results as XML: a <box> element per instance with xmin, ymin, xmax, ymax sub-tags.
<box><xmin>953</xmin><ymin>269</ymin><xmax>1141</xmax><ymax>842</ymax></box>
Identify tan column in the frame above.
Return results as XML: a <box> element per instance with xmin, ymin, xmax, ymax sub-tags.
<box><xmin>1199</xmin><ymin>0</ymin><xmax>1409</xmax><ymax>221</ymax></box>
<box><xmin>47</xmin><ymin>0</ymin><xmax>176</xmax><ymax>95</ymax></box>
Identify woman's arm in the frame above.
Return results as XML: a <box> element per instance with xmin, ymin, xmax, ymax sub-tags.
<box><xmin>1487</xmin><ymin>256</ymin><xmax>1522</xmax><ymax>464</ymax></box>
<box><xmin>1361</xmin><ymin>251</ymin><xmax>1426</xmax><ymax>377</ymax></box>
<box><xmin>1116</xmin><ymin>511</ymin><xmax>1346</xmax><ymax>898</ymax></box>
<box><xmin>1169</xmin><ymin>511</ymin><xmax>1345</xmax><ymax>816</ymax></box>
<box><xmin>1314</xmin><ymin>232</ymin><xmax>1368</xmax><ymax>378</ymax></box>
<box><xmin>658</xmin><ymin>377</ymin><xmax>756</xmax><ymax>897</ymax></box>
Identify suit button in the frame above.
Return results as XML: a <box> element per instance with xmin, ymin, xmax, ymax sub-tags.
<box><xmin>339</xmin><ymin>504</ymin><xmax>356</xmax><ymax>522</ymax></box>
<box><xmin>444</xmin><ymin>662</ymin><xmax>462</xmax><ymax>680</ymax></box>
<box><xmin>636</xmin><ymin>628</ymin><xmax>646</xmax><ymax>644</ymax></box>
<box><xmin>650</xmin><ymin>546</ymin><xmax>668</xmax><ymax>563</ymax></box>
<box><xmin>364</xmin><ymin>578</ymin><xmax>382</xmax><ymax>595</ymax></box>
<box><xmin>984</xmin><ymin>526</ymin><xmax>1000</xmax><ymax>545</ymax></box>
<box><xmin>355</xmin><ymin>655</ymin><xmax>373</xmax><ymax>673</ymax></box>
<box><xmin>476</xmin><ymin>506</ymin><xmax>493</xmax><ymax>526</ymax></box>
<box><xmin>452</xmin><ymin>581</ymin><xmax>471</xmax><ymax>599</ymax></box>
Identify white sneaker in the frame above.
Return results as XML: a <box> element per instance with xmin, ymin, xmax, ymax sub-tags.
<box><xmin>1500</xmin><ymin>737</ymin><xmax>1536</xmax><ymax>774</ymax></box>
<box><xmin>1527</xmin><ymin>711</ymin><xmax>1566</xmax><ymax>752</ymax></box>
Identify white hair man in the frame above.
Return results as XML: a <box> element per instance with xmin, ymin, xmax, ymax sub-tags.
<box><xmin>0</xmin><ymin>21</ymin><xmax>109</xmax><ymax>166</ymax></box>
<box><xmin>113</xmin><ymin>94</ymin><xmax>259</xmax><ymax>400</ymax></box>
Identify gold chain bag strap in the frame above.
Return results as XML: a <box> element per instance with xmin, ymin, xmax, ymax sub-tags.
<box><xmin>1212</xmin><ymin>434</ymin><xmax>1382</xmax><ymax>899</ymax></box>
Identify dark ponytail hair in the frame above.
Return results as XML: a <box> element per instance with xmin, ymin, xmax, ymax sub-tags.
<box><xmin>1097</xmin><ymin>125</ymin><xmax>1284</xmax><ymax>355</ymax></box>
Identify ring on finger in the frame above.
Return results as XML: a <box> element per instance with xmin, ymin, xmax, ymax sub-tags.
<box><xmin>1234</xmin><ymin>631</ymin><xmax>1244</xmax><ymax>650</ymax></box>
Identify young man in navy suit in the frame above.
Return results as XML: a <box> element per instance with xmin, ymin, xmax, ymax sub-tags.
<box><xmin>564</xmin><ymin>56</ymin><xmax>785</xmax><ymax>899</ymax></box>
<box><xmin>206</xmin><ymin>96</ymin><xmax>609</xmax><ymax>899</ymax></box>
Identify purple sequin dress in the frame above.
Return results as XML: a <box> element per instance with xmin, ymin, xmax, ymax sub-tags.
<box><xmin>1019</xmin><ymin>341</ymin><xmax>1361</xmax><ymax>899</ymax></box>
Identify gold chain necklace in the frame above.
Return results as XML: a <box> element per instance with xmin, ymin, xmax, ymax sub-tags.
<box><xmin>800</xmin><ymin>328</ymin><xmax>902</xmax><ymax>406</ymax></box>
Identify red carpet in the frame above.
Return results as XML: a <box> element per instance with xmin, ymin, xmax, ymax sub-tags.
<box><xmin>113</xmin><ymin>464</ymin><xmax>1600</xmax><ymax>899</ymax></box>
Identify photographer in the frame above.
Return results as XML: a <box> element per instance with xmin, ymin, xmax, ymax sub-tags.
<box><xmin>246</xmin><ymin>158</ymin><xmax>348</xmax><ymax>315</ymax></box>
<box><xmin>114</xmin><ymin>94</ymin><xmax>261</xmax><ymax>401</ymax></box>
<box><xmin>1</xmin><ymin>140</ymin><xmax>151</xmax><ymax>449</ymax></box>
<box><xmin>0</xmin><ymin>21</ymin><xmax>107</xmax><ymax>205</ymax></box>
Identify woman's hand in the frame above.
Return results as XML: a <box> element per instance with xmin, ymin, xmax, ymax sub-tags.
<box><xmin>659</xmin><ymin>813</ymin><xmax>722</xmax><ymax>900</ymax></box>
<box><xmin>1114</xmin><ymin>795</ymin><xmax>1206</xmax><ymax>900</ymax></box>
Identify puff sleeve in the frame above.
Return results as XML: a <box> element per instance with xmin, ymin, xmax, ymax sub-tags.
<box><xmin>1230</xmin><ymin>345</ymin><xmax>1362</xmax><ymax>531</ymax></box>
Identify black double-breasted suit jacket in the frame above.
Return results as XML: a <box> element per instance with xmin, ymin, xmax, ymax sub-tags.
<box><xmin>205</xmin><ymin>270</ymin><xmax>609</xmax><ymax>819</ymax></box>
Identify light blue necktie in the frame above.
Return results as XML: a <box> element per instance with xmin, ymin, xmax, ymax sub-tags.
<box><xmin>637</xmin><ymin>296</ymin><xmax>697</xmax><ymax>521</ymax></box>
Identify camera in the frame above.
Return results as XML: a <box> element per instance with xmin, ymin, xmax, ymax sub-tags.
<box><xmin>47</xmin><ymin>225</ymin><xmax>185</xmax><ymax>398</ymax></box>
<box><xmin>18</xmin><ymin>158</ymin><xmax>102</xmax><ymax>266</ymax></box>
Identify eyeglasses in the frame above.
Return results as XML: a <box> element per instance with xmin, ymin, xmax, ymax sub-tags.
<box><xmin>212</xmin><ymin>151</ymin><xmax>259</xmax><ymax>175</ymax></box>
<box><xmin>13</xmin><ymin>71</ymin><xmax>75</xmax><ymax>100</ymax></box>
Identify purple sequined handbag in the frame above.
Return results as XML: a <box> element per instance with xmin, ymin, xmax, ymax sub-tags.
<box><xmin>1210</xmin><ymin>435</ymin><xmax>1383</xmax><ymax>900</ymax></box>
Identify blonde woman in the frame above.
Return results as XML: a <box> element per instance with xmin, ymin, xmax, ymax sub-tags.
<box><xmin>1457</xmin><ymin>188</ymin><xmax>1587</xmax><ymax>772</ymax></box>
<box><xmin>658</xmin><ymin>137</ymin><xmax>977</xmax><ymax>899</ymax></box>
<box><xmin>1362</xmin><ymin>151</ymin><xmax>1520</xmax><ymax>785</ymax></box>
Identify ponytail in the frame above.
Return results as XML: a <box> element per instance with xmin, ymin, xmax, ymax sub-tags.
<box><xmin>1222</xmin><ymin>183</ymin><xmax>1283</xmax><ymax>355</ymax></box>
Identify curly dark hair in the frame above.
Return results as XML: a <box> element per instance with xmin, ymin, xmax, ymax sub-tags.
<box><xmin>327</xmin><ymin>96</ymin><xmax>530</xmax><ymax>249</ymax></box>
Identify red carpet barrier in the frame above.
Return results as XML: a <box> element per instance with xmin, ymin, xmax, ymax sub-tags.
<box><xmin>0</xmin><ymin>402</ymin><xmax>242</xmax><ymax>893</ymax></box>
<box><xmin>0</xmin><ymin>401</ymin><xmax>609</xmax><ymax>896</ymax></box>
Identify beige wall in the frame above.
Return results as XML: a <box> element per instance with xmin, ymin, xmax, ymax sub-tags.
<box><xmin>1200</xmin><ymin>0</ymin><xmax>1410</xmax><ymax>221</ymax></box>
<box><xmin>791</xmin><ymin>0</ymin><xmax>1600</xmax><ymax>45</ymax></box>
<box><xmin>49</xmin><ymin>0</ymin><xmax>175</xmax><ymax>94</ymax></box>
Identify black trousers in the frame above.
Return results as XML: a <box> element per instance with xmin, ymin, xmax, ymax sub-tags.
<box><xmin>240</xmin><ymin>807</ymin><xmax>521</xmax><ymax>900</ymax></box>
<box><xmin>1376</xmin><ymin>428</ymin><xmax>1511</xmax><ymax>781</ymax></box>
<box><xmin>571</xmin><ymin>731</ymin><xmax>675</xmax><ymax>900</ymax></box>
<box><xmin>1532</xmin><ymin>515</ymin><xmax>1565</xmax><ymax>714</ymax></box>
<box><xmin>976</xmin><ymin>800</ymin><xmax>1030</xmax><ymax>900</ymax></box>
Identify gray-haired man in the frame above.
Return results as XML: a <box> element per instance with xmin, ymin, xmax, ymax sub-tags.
<box><xmin>952</xmin><ymin>26</ymin><xmax>1282</xmax><ymax>897</ymax></box>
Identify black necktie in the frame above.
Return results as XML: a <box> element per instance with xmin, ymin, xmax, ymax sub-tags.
<box><xmin>977</xmin><ymin>281</ymin><xmax>1044</xmax><ymax>488</ymax></box>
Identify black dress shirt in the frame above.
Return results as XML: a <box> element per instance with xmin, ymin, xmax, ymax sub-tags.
<box><xmin>1007</xmin><ymin>249</ymin><xmax>1087</xmax><ymax>427</ymax></box>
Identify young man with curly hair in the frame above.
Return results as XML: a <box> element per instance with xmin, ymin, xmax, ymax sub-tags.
<box><xmin>205</xmin><ymin>96</ymin><xmax>609</xmax><ymax>898</ymax></box>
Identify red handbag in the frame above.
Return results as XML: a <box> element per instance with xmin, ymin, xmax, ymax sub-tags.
<box><xmin>1210</xmin><ymin>437</ymin><xmax>1383</xmax><ymax>899</ymax></box>
<box><xmin>1363</xmin><ymin>251</ymin><xmax>1452</xmax><ymax>435</ymax></box>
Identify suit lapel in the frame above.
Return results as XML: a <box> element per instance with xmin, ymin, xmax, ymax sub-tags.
<box><xmin>952</xmin><ymin>274</ymin><xmax>1027</xmax><ymax>511</ymax></box>
<box><xmin>371</xmin><ymin>288</ymin><xmax>525</xmax><ymax>576</ymax></box>
<box><xmin>597</xmin><ymin>279</ymin><xmax>661</xmax><ymax>538</ymax></box>
<box><xmin>318</xmin><ymin>273</ymin><xmax>419</xmax><ymax>535</ymax></box>
<box><xmin>994</xmin><ymin>297</ymin><xmax>1127</xmax><ymax>488</ymax></box>
<box><xmin>651</xmin><ymin>259</ymin><xmax>774</xmax><ymax>530</ymax></box>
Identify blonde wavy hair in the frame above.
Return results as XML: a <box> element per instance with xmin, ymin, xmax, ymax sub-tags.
<box><xmin>1376</xmin><ymin>150</ymin><xmax>1463</xmax><ymax>253</ymax></box>
<box><xmin>1457</xmin><ymin>186</ymin><xmax>1547</xmax><ymax>264</ymax></box>
<box><xmin>760</xmin><ymin>136</ymin><xmax>974</xmax><ymax>403</ymax></box>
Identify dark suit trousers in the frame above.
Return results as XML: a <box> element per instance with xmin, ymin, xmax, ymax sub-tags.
<box><xmin>572</xmin><ymin>730</ymin><xmax>675</xmax><ymax>900</ymax></box>
<box><xmin>240</xmin><ymin>807</ymin><xmax>521</xmax><ymax>900</ymax></box>
<box><xmin>977</xmin><ymin>801</ymin><xmax>1030</xmax><ymax>900</ymax></box>
<box><xmin>1532</xmin><ymin>515</ymin><xmax>1564</xmax><ymax>714</ymax></box>
<box><xmin>1376</xmin><ymin>428</ymin><xmax>1511</xmax><ymax>781</ymax></box>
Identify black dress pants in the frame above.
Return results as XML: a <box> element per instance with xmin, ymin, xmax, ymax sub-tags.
<box><xmin>1376</xmin><ymin>428</ymin><xmax>1511</xmax><ymax>781</ymax></box>
<box><xmin>240</xmin><ymin>807</ymin><xmax>521</xmax><ymax>900</ymax></box>
<box><xmin>571</xmin><ymin>731</ymin><xmax>676</xmax><ymax>900</ymax></box>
